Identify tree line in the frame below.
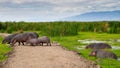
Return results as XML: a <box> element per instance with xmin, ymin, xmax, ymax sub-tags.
<box><xmin>0</xmin><ymin>21</ymin><xmax>120</xmax><ymax>36</ymax></box>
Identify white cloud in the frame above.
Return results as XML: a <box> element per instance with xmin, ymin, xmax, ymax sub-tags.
<box><xmin>0</xmin><ymin>0</ymin><xmax>120</xmax><ymax>21</ymax></box>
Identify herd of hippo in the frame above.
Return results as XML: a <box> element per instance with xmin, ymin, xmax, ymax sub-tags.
<box><xmin>86</xmin><ymin>43</ymin><xmax>118</xmax><ymax>60</ymax></box>
<box><xmin>2</xmin><ymin>32</ymin><xmax>51</xmax><ymax>46</ymax></box>
<box><xmin>1</xmin><ymin>32</ymin><xmax>118</xmax><ymax>60</ymax></box>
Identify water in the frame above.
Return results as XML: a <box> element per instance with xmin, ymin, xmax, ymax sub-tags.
<box><xmin>75</xmin><ymin>45</ymin><xmax>120</xmax><ymax>50</ymax></box>
<box><xmin>117</xmin><ymin>39</ymin><xmax>120</xmax><ymax>42</ymax></box>
<box><xmin>118</xmin><ymin>58</ymin><xmax>120</xmax><ymax>61</ymax></box>
<box><xmin>78</xmin><ymin>39</ymin><xmax>120</xmax><ymax>44</ymax></box>
<box><xmin>78</xmin><ymin>39</ymin><xmax>106</xmax><ymax>44</ymax></box>
<box><xmin>112</xmin><ymin>46</ymin><xmax>120</xmax><ymax>50</ymax></box>
<box><xmin>76</xmin><ymin>39</ymin><xmax>120</xmax><ymax>50</ymax></box>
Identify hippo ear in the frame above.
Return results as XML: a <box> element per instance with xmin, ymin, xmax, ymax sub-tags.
<box><xmin>92</xmin><ymin>51</ymin><xmax>97</xmax><ymax>56</ymax></box>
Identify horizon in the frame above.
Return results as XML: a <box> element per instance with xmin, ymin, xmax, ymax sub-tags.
<box><xmin>0</xmin><ymin>0</ymin><xmax>120</xmax><ymax>22</ymax></box>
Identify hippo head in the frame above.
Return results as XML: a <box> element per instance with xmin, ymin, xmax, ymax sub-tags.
<box><xmin>2</xmin><ymin>40</ymin><xmax>6</xmax><ymax>44</ymax></box>
<box><xmin>89</xmin><ymin>49</ymin><xmax>98</xmax><ymax>56</ymax></box>
<box><xmin>85</xmin><ymin>46</ymin><xmax>89</xmax><ymax>49</ymax></box>
<box><xmin>86</xmin><ymin>43</ymin><xmax>95</xmax><ymax>49</ymax></box>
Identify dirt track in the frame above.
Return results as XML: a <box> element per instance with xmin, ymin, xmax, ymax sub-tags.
<box><xmin>3</xmin><ymin>45</ymin><xmax>99</xmax><ymax>68</ymax></box>
<box><xmin>0</xmin><ymin>33</ymin><xmax>99</xmax><ymax>68</ymax></box>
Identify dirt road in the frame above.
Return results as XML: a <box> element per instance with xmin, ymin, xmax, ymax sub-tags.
<box><xmin>0</xmin><ymin>33</ymin><xmax>99</xmax><ymax>68</ymax></box>
<box><xmin>0</xmin><ymin>33</ymin><xmax>10</xmax><ymax>37</ymax></box>
<box><xmin>2</xmin><ymin>44</ymin><xmax>100</xmax><ymax>68</ymax></box>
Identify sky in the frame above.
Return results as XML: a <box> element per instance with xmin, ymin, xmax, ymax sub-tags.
<box><xmin>0</xmin><ymin>0</ymin><xmax>120</xmax><ymax>22</ymax></box>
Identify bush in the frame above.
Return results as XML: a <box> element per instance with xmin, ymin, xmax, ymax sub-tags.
<box><xmin>40</xmin><ymin>22</ymin><xmax>78</xmax><ymax>36</ymax></box>
<box><xmin>6</xmin><ymin>27</ymin><xmax>13</xmax><ymax>33</ymax></box>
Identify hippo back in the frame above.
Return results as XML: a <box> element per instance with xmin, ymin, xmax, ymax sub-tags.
<box><xmin>39</xmin><ymin>36</ymin><xmax>50</xmax><ymax>43</ymax></box>
<box><xmin>86</xmin><ymin>43</ymin><xmax>112</xmax><ymax>49</ymax></box>
<box><xmin>90</xmin><ymin>49</ymin><xmax>117</xmax><ymax>59</ymax></box>
<box><xmin>94</xmin><ymin>43</ymin><xmax>112</xmax><ymax>49</ymax></box>
<box><xmin>24</xmin><ymin>32</ymin><xmax>39</xmax><ymax>39</ymax></box>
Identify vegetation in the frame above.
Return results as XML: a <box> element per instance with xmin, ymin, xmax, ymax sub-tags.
<box><xmin>51</xmin><ymin>32</ymin><xmax>120</xmax><ymax>68</ymax></box>
<box><xmin>0</xmin><ymin>37</ymin><xmax>11</xmax><ymax>62</ymax></box>
<box><xmin>0</xmin><ymin>21</ymin><xmax>120</xmax><ymax>36</ymax></box>
<box><xmin>0</xmin><ymin>21</ymin><xmax>120</xmax><ymax>67</ymax></box>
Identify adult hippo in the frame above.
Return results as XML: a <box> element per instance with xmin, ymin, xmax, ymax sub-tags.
<box><xmin>89</xmin><ymin>49</ymin><xmax>117</xmax><ymax>59</ymax></box>
<box><xmin>2</xmin><ymin>33</ymin><xmax>19</xmax><ymax>44</ymax></box>
<box><xmin>85</xmin><ymin>43</ymin><xmax>112</xmax><ymax>49</ymax></box>
<box><xmin>10</xmin><ymin>32</ymin><xmax>38</xmax><ymax>46</ymax></box>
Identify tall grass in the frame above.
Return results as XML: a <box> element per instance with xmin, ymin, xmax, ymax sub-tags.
<box><xmin>0</xmin><ymin>21</ymin><xmax>120</xmax><ymax>36</ymax></box>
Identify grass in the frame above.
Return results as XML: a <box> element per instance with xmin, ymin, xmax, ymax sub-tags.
<box><xmin>0</xmin><ymin>37</ymin><xmax>12</xmax><ymax>62</ymax></box>
<box><xmin>51</xmin><ymin>32</ymin><xmax>120</xmax><ymax>68</ymax></box>
<box><xmin>0</xmin><ymin>31</ymin><xmax>120</xmax><ymax>67</ymax></box>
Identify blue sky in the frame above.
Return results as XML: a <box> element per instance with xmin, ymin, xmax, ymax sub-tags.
<box><xmin>0</xmin><ymin>0</ymin><xmax>120</xmax><ymax>22</ymax></box>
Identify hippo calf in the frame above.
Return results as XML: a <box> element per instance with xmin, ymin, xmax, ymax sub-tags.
<box><xmin>26</xmin><ymin>39</ymin><xmax>40</xmax><ymax>46</ymax></box>
<box><xmin>89</xmin><ymin>49</ymin><xmax>117</xmax><ymax>59</ymax></box>
<box><xmin>2</xmin><ymin>33</ymin><xmax>18</xmax><ymax>44</ymax></box>
<box><xmin>85</xmin><ymin>43</ymin><xmax>112</xmax><ymax>49</ymax></box>
<box><xmin>38</xmin><ymin>36</ymin><xmax>51</xmax><ymax>46</ymax></box>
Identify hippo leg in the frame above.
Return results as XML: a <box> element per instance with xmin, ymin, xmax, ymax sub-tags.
<box><xmin>49</xmin><ymin>43</ymin><xmax>51</xmax><ymax>46</ymax></box>
<box><xmin>30</xmin><ymin>43</ymin><xmax>34</xmax><ymax>46</ymax></box>
<box><xmin>46</xmin><ymin>42</ymin><xmax>51</xmax><ymax>46</ymax></box>
<box><xmin>39</xmin><ymin>43</ymin><xmax>42</xmax><ymax>46</ymax></box>
<box><xmin>22</xmin><ymin>42</ymin><xmax>24</xmax><ymax>45</ymax></box>
<box><xmin>12</xmin><ymin>40</ymin><xmax>16</xmax><ymax>46</ymax></box>
<box><xmin>36</xmin><ymin>43</ymin><xmax>38</xmax><ymax>46</ymax></box>
<box><xmin>42</xmin><ymin>43</ymin><xmax>43</xmax><ymax>46</ymax></box>
<box><xmin>18</xmin><ymin>42</ymin><xmax>21</xmax><ymax>45</ymax></box>
<box><xmin>33</xmin><ymin>43</ymin><xmax>36</xmax><ymax>46</ymax></box>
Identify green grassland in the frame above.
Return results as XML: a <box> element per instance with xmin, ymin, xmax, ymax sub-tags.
<box><xmin>0</xmin><ymin>37</ymin><xmax>11</xmax><ymax>62</ymax></box>
<box><xmin>51</xmin><ymin>32</ymin><xmax>120</xmax><ymax>68</ymax></box>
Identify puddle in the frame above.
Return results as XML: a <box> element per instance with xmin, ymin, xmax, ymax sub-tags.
<box><xmin>75</xmin><ymin>45</ymin><xmax>120</xmax><ymax>50</ymax></box>
<box><xmin>117</xmin><ymin>39</ymin><xmax>120</xmax><ymax>42</ymax></box>
<box><xmin>78</xmin><ymin>39</ymin><xmax>106</xmax><ymax>44</ymax></box>
<box><xmin>78</xmin><ymin>39</ymin><xmax>120</xmax><ymax>44</ymax></box>
<box><xmin>112</xmin><ymin>46</ymin><xmax>120</xmax><ymax>50</ymax></box>
<box><xmin>77</xmin><ymin>39</ymin><xmax>120</xmax><ymax>50</ymax></box>
<box><xmin>118</xmin><ymin>58</ymin><xmax>120</xmax><ymax>61</ymax></box>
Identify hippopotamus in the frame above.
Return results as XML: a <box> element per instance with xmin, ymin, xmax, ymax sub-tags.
<box><xmin>2</xmin><ymin>33</ymin><xmax>19</xmax><ymax>44</ymax></box>
<box><xmin>10</xmin><ymin>32</ymin><xmax>39</xmax><ymax>46</ymax></box>
<box><xmin>85</xmin><ymin>43</ymin><xmax>112</xmax><ymax>49</ymax></box>
<box><xmin>26</xmin><ymin>32</ymin><xmax>39</xmax><ymax>38</ymax></box>
<box><xmin>26</xmin><ymin>39</ymin><xmax>40</xmax><ymax>46</ymax></box>
<box><xmin>38</xmin><ymin>36</ymin><xmax>51</xmax><ymax>46</ymax></box>
<box><xmin>89</xmin><ymin>49</ymin><xmax>117</xmax><ymax>59</ymax></box>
